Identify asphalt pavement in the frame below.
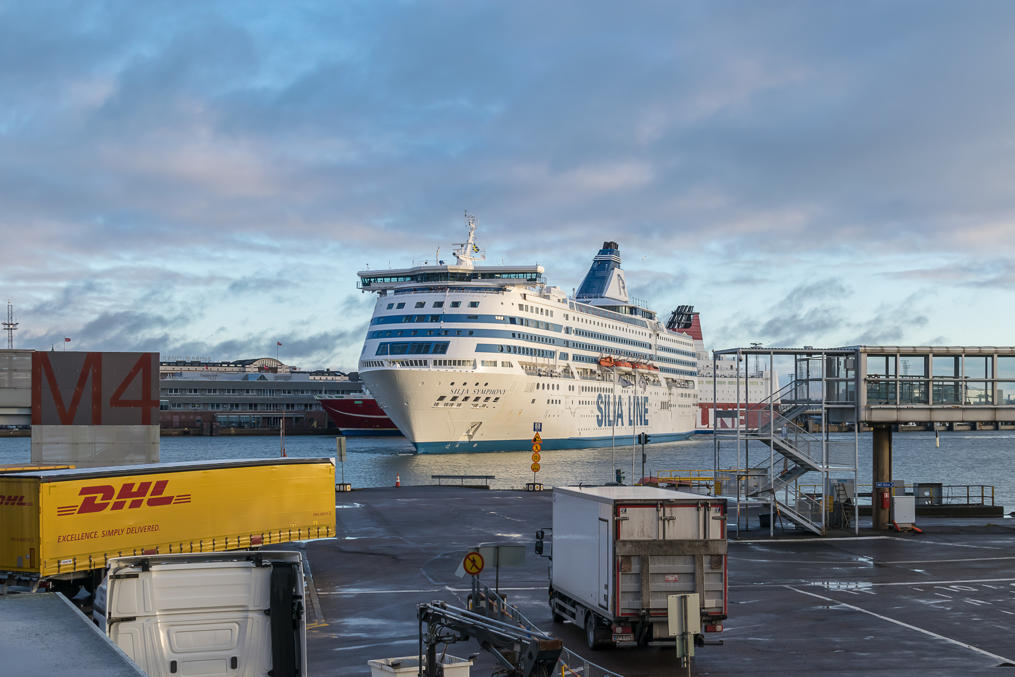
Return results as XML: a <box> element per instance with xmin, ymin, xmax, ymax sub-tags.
<box><xmin>305</xmin><ymin>485</ymin><xmax>1015</xmax><ymax>676</ymax></box>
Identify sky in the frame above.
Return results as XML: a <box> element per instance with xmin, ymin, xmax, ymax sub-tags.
<box><xmin>3</xmin><ymin>1</ymin><xmax>1015</xmax><ymax>371</ymax></box>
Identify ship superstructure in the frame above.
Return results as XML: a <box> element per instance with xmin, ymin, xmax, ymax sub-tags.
<box><xmin>356</xmin><ymin>216</ymin><xmax>697</xmax><ymax>453</ymax></box>
<box><xmin>667</xmin><ymin>306</ymin><xmax>777</xmax><ymax>431</ymax></box>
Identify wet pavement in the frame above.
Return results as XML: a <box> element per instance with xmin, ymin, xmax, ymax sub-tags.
<box><xmin>305</xmin><ymin>486</ymin><xmax>1015</xmax><ymax>676</ymax></box>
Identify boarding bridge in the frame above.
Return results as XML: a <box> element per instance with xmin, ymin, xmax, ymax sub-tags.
<box><xmin>712</xmin><ymin>346</ymin><xmax>1015</xmax><ymax>535</ymax></box>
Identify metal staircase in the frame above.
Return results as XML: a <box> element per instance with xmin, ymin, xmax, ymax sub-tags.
<box><xmin>710</xmin><ymin>347</ymin><xmax>860</xmax><ymax>537</ymax></box>
<box><xmin>742</xmin><ymin>383</ymin><xmax>827</xmax><ymax>534</ymax></box>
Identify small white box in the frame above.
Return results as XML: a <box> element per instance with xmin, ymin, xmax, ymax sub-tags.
<box><xmin>893</xmin><ymin>495</ymin><xmax>916</xmax><ymax>525</ymax></box>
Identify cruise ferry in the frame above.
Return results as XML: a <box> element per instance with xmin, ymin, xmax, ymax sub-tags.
<box><xmin>667</xmin><ymin>306</ymin><xmax>778</xmax><ymax>431</ymax></box>
<box><xmin>356</xmin><ymin>216</ymin><xmax>698</xmax><ymax>453</ymax></box>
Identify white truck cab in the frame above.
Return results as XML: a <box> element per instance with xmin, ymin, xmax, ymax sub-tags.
<box><xmin>93</xmin><ymin>551</ymin><xmax>307</xmax><ymax>677</ymax></box>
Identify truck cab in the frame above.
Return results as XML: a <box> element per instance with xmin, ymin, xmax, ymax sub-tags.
<box><xmin>93</xmin><ymin>551</ymin><xmax>307</xmax><ymax>677</ymax></box>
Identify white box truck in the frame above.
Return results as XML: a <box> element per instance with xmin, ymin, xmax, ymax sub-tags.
<box><xmin>546</xmin><ymin>486</ymin><xmax>727</xmax><ymax>649</ymax></box>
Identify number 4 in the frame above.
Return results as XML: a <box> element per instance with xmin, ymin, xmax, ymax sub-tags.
<box><xmin>109</xmin><ymin>354</ymin><xmax>160</xmax><ymax>424</ymax></box>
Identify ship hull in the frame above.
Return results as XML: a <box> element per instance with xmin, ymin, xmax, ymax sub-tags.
<box><xmin>415</xmin><ymin>431</ymin><xmax>695</xmax><ymax>454</ymax></box>
<box><xmin>318</xmin><ymin>397</ymin><xmax>401</xmax><ymax>436</ymax></box>
<box><xmin>362</xmin><ymin>367</ymin><xmax>696</xmax><ymax>454</ymax></box>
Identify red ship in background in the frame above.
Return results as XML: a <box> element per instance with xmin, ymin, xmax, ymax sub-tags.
<box><xmin>317</xmin><ymin>389</ymin><xmax>401</xmax><ymax>436</ymax></box>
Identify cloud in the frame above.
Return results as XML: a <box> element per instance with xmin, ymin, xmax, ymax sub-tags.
<box><xmin>848</xmin><ymin>298</ymin><xmax>931</xmax><ymax>346</ymax></box>
<box><xmin>4</xmin><ymin>2</ymin><xmax>1015</xmax><ymax>364</ymax></box>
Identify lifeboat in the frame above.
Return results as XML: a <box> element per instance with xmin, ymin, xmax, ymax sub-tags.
<box><xmin>614</xmin><ymin>359</ymin><xmax>634</xmax><ymax>372</ymax></box>
<box><xmin>598</xmin><ymin>356</ymin><xmax>616</xmax><ymax>368</ymax></box>
<box><xmin>633</xmin><ymin>362</ymin><xmax>660</xmax><ymax>372</ymax></box>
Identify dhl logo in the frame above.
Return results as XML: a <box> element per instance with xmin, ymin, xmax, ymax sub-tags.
<box><xmin>1</xmin><ymin>495</ymin><xmax>31</xmax><ymax>507</ymax></box>
<box><xmin>56</xmin><ymin>480</ymin><xmax>191</xmax><ymax>516</ymax></box>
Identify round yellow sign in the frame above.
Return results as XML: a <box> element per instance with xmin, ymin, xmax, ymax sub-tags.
<box><xmin>531</xmin><ymin>452</ymin><xmax>541</xmax><ymax>463</ymax></box>
<box><xmin>463</xmin><ymin>551</ymin><xmax>485</xmax><ymax>576</ymax></box>
<box><xmin>531</xmin><ymin>462</ymin><xmax>541</xmax><ymax>473</ymax></box>
<box><xmin>532</xmin><ymin>442</ymin><xmax>542</xmax><ymax>452</ymax></box>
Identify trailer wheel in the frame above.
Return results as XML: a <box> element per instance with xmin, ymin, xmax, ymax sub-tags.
<box><xmin>585</xmin><ymin>614</ymin><xmax>603</xmax><ymax>650</ymax></box>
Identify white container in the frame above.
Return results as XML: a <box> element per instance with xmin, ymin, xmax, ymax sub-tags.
<box><xmin>550</xmin><ymin>485</ymin><xmax>727</xmax><ymax>636</ymax></box>
<box><xmin>893</xmin><ymin>494</ymin><xmax>916</xmax><ymax>525</ymax></box>
<box><xmin>368</xmin><ymin>655</ymin><xmax>473</xmax><ymax>677</ymax></box>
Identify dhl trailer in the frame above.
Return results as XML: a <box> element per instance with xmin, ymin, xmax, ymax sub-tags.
<box><xmin>0</xmin><ymin>458</ymin><xmax>336</xmax><ymax>581</ymax></box>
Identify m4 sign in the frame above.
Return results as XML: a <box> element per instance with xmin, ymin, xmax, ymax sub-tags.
<box><xmin>31</xmin><ymin>352</ymin><xmax>160</xmax><ymax>426</ymax></box>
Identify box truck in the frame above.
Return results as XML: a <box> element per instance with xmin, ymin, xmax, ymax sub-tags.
<box><xmin>546</xmin><ymin>486</ymin><xmax>727</xmax><ymax>649</ymax></box>
<box><xmin>0</xmin><ymin>458</ymin><xmax>336</xmax><ymax>583</ymax></box>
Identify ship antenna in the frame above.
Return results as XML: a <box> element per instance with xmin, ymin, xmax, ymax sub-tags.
<box><xmin>453</xmin><ymin>211</ymin><xmax>485</xmax><ymax>269</ymax></box>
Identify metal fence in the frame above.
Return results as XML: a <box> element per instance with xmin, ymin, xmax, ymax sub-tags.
<box><xmin>555</xmin><ymin>647</ymin><xmax>625</xmax><ymax>677</ymax></box>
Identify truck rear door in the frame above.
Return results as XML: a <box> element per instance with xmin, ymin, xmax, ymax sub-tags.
<box><xmin>616</xmin><ymin>502</ymin><xmax>726</xmax><ymax>623</ymax></box>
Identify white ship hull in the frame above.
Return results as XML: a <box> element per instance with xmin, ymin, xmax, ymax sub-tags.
<box><xmin>363</xmin><ymin>367</ymin><xmax>696</xmax><ymax>453</ymax></box>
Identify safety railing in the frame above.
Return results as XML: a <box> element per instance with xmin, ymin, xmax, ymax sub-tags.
<box><xmin>555</xmin><ymin>646</ymin><xmax>625</xmax><ymax>677</ymax></box>
<box><xmin>652</xmin><ymin>468</ymin><xmax>718</xmax><ymax>492</ymax></box>
<box><xmin>797</xmin><ymin>484</ymin><xmax>995</xmax><ymax>507</ymax></box>
<box><xmin>774</xmin><ymin>482</ymin><xmax>826</xmax><ymax>532</ymax></box>
<box><xmin>653</xmin><ymin>468</ymin><xmax>762</xmax><ymax>496</ymax></box>
<box><xmin>753</xmin><ymin>411</ymin><xmax>824</xmax><ymax>468</ymax></box>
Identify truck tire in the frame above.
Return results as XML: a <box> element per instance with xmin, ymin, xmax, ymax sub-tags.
<box><xmin>585</xmin><ymin>614</ymin><xmax>603</xmax><ymax>650</ymax></box>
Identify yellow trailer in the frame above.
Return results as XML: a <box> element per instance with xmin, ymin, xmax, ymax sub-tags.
<box><xmin>0</xmin><ymin>458</ymin><xmax>335</xmax><ymax>578</ymax></box>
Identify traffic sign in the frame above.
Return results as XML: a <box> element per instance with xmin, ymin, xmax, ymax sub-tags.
<box><xmin>533</xmin><ymin>422</ymin><xmax>542</xmax><ymax>432</ymax></box>
<box><xmin>531</xmin><ymin>452</ymin><xmax>541</xmax><ymax>463</ymax></box>
<box><xmin>463</xmin><ymin>551</ymin><xmax>485</xmax><ymax>576</ymax></box>
<box><xmin>531</xmin><ymin>462</ymin><xmax>541</xmax><ymax>473</ymax></box>
<box><xmin>532</xmin><ymin>432</ymin><xmax>542</xmax><ymax>443</ymax></box>
<box><xmin>531</xmin><ymin>442</ymin><xmax>542</xmax><ymax>452</ymax></box>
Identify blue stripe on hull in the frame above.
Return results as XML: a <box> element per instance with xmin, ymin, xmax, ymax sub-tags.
<box><xmin>413</xmin><ymin>431</ymin><xmax>695</xmax><ymax>454</ymax></box>
<box><xmin>339</xmin><ymin>429</ymin><xmax>404</xmax><ymax>437</ymax></box>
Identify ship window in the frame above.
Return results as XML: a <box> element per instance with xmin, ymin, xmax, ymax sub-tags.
<box><xmin>451</xmin><ymin>301</ymin><xmax>461</xmax><ymax>308</ymax></box>
<box><xmin>469</xmin><ymin>301</ymin><xmax>480</xmax><ymax>308</ymax></box>
<box><xmin>415</xmin><ymin>301</ymin><xmax>425</xmax><ymax>308</ymax></box>
<box><xmin>437</xmin><ymin>396</ymin><xmax>446</xmax><ymax>401</ymax></box>
<box><xmin>396</xmin><ymin>302</ymin><xmax>405</xmax><ymax>309</ymax></box>
<box><xmin>461</xmin><ymin>396</ymin><xmax>469</xmax><ymax>402</ymax></box>
<box><xmin>434</xmin><ymin>301</ymin><xmax>444</xmax><ymax>308</ymax></box>
<box><xmin>386</xmin><ymin>303</ymin><xmax>394</xmax><ymax>309</ymax></box>
<box><xmin>501</xmin><ymin>361</ymin><xmax>512</xmax><ymax>367</ymax></box>
<box><xmin>484</xmin><ymin>397</ymin><xmax>491</xmax><ymax>402</ymax></box>
<box><xmin>450</xmin><ymin>396</ymin><xmax>459</xmax><ymax>401</ymax></box>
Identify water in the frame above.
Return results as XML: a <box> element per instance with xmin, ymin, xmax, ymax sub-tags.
<box><xmin>0</xmin><ymin>431</ymin><xmax>1011</xmax><ymax>509</ymax></box>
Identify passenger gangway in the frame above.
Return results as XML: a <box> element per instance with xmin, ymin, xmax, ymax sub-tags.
<box><xmin>711</xmin><ymin>345</ymin><xmax>1015</xmax><ymax>534</ymax></box>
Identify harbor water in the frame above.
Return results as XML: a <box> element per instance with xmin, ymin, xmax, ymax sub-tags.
<box><xmin>1</xmin><ymin>431</ymin><xmax>1012</xmax><ymax>510</ymax></box>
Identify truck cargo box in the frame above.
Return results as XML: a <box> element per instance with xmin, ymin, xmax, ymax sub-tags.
<box><xmin>550</xmin><ymin>486</ymin><xmax>727</xmax><ymax>645</ymax></box>
<box><xmin>0</xmin><ymin>458</ymin><xmax>336</xmax><ymax>578</ymax></box>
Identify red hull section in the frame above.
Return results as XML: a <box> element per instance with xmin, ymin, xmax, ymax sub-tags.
<box><xmin>698</xmin><ymin>402</ymin><xmax>770</xmax><ymax>430</ymax></box>
<box><xmin>318</xmin><ymin>397</ymin><xmax>401</xmax><ymax>436</ymax></box>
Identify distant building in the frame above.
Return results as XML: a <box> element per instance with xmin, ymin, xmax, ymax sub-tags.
<box><xmin>159</xmin><ymin>357</ymin><xmax>363</xmax><ymax>435</ymax></box>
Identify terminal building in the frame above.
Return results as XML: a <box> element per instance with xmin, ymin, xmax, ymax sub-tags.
<box><xmin>159</xmin><ymin>357</ymin><xmax>363</xmax><ymax>435</ymax></box>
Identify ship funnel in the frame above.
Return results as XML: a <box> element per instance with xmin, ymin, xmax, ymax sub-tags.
<box><xmin>575</xmin><ymin>242</ymin><xmax>628</xmax><ymax>303</ymax></box>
